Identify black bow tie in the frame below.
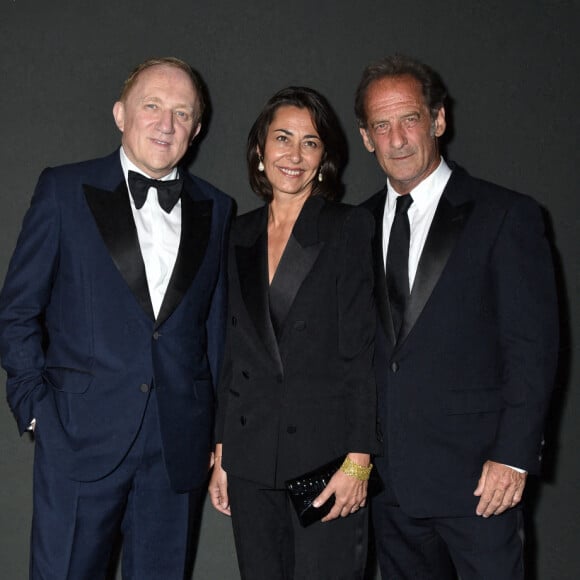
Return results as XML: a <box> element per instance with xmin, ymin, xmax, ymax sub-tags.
<box><xmin>128</xmin><ymin>170</ymin><xmax>182</xmax><ymax>213</ymax></box>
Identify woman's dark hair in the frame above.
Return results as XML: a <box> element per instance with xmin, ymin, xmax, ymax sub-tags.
<box><xmin>247</xmin><ymin>86</ymin><xmax>347</xmax><ymax>201</ymax></box>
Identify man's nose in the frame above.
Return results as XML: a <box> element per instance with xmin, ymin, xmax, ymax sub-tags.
<box><xmin>157</xmin><ymin>110</ymin><xmax>175</xmax><ymax>133</ymax></box>
<box><xmin>390</xmin><ymin>124</ymin><xmax>407</xmax><ymax>148</ymax></box>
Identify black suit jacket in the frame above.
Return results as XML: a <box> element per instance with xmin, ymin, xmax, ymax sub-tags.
<box><xmin>362</xmin><ymin>164</ymin><xmax>559</xmax><ymax>517</ymax></box>
<box><xmin>216</xmin><ymin>196</ymin><xmax>381</xmax><ymax>488</ymax></box>
<box><xmin>0</xmin><ymin>150</ymin><xmax>233</xmax><ymax>491</ymax></box>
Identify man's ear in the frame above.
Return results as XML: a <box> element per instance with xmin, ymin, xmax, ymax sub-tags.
<box><xmin>112</xmin><ymin>101</ymin><xmax>125</xmax><ymax>132</ymax></box>
<box><xmin>190</xmin><ymin>122</ymin><xmax>202</xmax><ymax>145</ymax></box>
<box><xmin>433</xmin><ymin>107</ymin><xmax>446</xmax><ymax>138</ymax></box>
<box><xmin>359</xmin><ymin>127</ymin><xmax>375</xmax><ymax>153</ymax></box>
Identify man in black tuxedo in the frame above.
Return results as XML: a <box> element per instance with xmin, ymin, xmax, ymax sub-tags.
<box><xmin>0</xmin><ymin>57</ymin><xmax>232</xmax><ymax>578</ymax></box>
<box><xmin>357</xmin><ymin>55</ymin><xmax>559</xmax><ymax>579</ymax></box>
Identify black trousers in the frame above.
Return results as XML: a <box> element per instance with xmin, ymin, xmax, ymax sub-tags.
<box><xmin>372</xmin><ymin>489</ymin><xmax>525</xmax><ymax>580</ymax></box>
<box><xmin>228</xmin><ymin>474</ymin><xmax>369</xmax><ymax>580</ymax></box>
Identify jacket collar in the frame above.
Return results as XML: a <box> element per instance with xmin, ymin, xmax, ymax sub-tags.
<box><xmin>83</xmin><ymin>153</ymin><xmax>213</xmax><ymax>327</ymax></box>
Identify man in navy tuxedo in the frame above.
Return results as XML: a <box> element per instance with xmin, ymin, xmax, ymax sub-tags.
<box><xmin>357</xmin><ymin>55</ymin><xmax>559</xmax><ymax>579</ymax></box>
<box><xmin>0</xmin><ymin>57</ymin><xmax>233</xmax><ymax>579</ymax></box>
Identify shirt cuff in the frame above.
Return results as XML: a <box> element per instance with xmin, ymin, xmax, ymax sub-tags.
<box><xmin>503</xmin><ymin>463</ymin><xmax>526</xmax><ymax>474</ymax></box>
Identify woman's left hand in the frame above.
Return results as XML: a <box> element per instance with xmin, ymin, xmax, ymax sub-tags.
<box><xmin>312</xmin><ymin>453</ymin><xmax>370</xmax><ymax>522</ymax></box>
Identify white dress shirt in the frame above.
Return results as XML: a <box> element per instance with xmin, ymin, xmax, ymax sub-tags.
<box><xmin>120</xmin><ymin>148</ymin><xmax>181</xmax><ymax>318</ymax></box>
<box><xmin>382</xmin><ymin>158</ymin><xmax>451</xmax><ymax>289</ymax></box>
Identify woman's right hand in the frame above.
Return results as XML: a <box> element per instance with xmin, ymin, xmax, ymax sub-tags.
<box><xmin>208</xmin><ymin>444</ymin><xmax>231</xmax><ymax>516</ymax></box>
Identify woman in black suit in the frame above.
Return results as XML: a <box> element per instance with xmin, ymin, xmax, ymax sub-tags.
<box><xmin>209</xmin><ymin>87</ymin><xmax>379</xmax><ymax>580</ymax></box>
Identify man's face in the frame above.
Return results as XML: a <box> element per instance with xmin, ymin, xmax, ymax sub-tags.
<box><xmin>113</xmin><ymin>64</ymin><xmax>201</xmax><ymax>178</ymax></box>
<box><xmin>359</xmin><ymin>75</ymin><xmax>446</xmax><ymax>194</ymax></box>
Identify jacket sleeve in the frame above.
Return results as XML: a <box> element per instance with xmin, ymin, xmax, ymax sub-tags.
<box><xmin>489</xmin><ymin>196</ymin><xmax>559</xmax><ymax>473</ymax></box>
<box><xmin>213</xmin><ymin>216</ymin><xmax>238</xmax><ymax>445</ymax></box>
<box><xmin>0</xmin><ymin>169</ymin><xmax>60</xmax><ymax>434</ymax></box>
<box><xmin>205</xmin><ymin>196</ymin><xmax>234</xmax><ymax>396</ymax></box>
<box><xmin>337</xmin><ymin>207</ymin><xmax>381</xmax><ymax>455</ymax></box>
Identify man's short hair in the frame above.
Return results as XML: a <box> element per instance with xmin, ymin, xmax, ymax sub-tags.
<box><xmin>355</xmin><ymin>54</ymin><xmax>447</xmax><ymax>128</ymax></box>
<box><xmin>119</xmin><ymin>57</ymin><xmax>206</xmax><ymax>124</ymax></box>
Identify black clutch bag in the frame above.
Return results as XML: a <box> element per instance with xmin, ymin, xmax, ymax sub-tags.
<box><xmin>285</xmin><ymin>457</ymin><xmax>344</xmax><ymax>527</ymax></box>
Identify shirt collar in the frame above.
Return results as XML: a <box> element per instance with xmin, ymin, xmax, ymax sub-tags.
<box><xmin>386</xmin><ymin>157</ymin><xmax>452</xmax><ymax>213</ymax></box>
<box><xmin>119</xmin><ymin>147</ymin><xmax>179</xmax><ymax>183</ymax></box>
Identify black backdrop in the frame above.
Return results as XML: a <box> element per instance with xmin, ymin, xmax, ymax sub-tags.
<box><xmin>0</xmin><ymin>1</ymin><xmax>578</xmax><ymax>578</ymax></box>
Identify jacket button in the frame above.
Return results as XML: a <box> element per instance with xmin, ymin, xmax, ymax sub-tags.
<box><xmin>153</xmin><ymin>331</ymin><xmax>160</xmax><ymax>340</ymax></box>
<box><xmin>242</xmin><ymin>370</ymin><xmax>250</xmax><ymax>380</ymax></box>
<box><xmin>287</xmin><ymin>425</ymin><xmax>297</xmax><ymax>434</ymax></box>
<box><xmin>391</xmin><ymin>362</ymin><xmax>399</xmax><ymax>373</ymax></box>
<box><xmin>240</xmin><ymin>416</ymin><xmax>246</xmax><ymax>426</ymax></box>
<box><xmin>293</xmin><ymin>321</ymin><xmax>306</xmax><ymax>331</ymax></box>
<box><xmin>231</xmin><ymin>316</ymin><xmax>237</xmax><ymax>327</ymax></box>
<box><xmin>140</xmin><ymin>383</ymin><xmax>150</xmax><ymax>393</ymax></box>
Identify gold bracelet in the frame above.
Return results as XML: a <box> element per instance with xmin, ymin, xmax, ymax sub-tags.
<box><xmin>340</xmin><ymin>456</ymin><xmax>373</xmax><ymax>481</ymax></box>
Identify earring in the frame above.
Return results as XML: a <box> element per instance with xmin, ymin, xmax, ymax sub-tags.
<box><xmin>258</xmin><ymin>157</ymin><xmax>264</xmax><ymax>172</ymax></box>
<box><xmin>318</xmin><ymin>171</ymin><xmax>323</xmax><ymax>182</ymax></box>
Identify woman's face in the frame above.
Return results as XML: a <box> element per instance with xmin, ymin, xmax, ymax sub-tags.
<box><xmin>260</xmin><ymin>105</ymin><xmax>324</xmax><ymax>201</ymax></box>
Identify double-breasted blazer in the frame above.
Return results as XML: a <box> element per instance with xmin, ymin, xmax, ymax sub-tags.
<box><xmin>216</xmin><ymin>195</ymin><xmax>381</xmax><ymax>488</ymax></box>
<box><xmin>0</xmin><ymin>150</ymin><xmax>233</xmax><ymax>491</ymax></box>
<box><xmin>362</xmin><ymin>164</ymin><xmax>559</xmax><ymax>517</ymax></box>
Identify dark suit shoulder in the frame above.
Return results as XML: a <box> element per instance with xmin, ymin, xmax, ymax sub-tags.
<box><xmin>32</xmin><ymin>151</ymin><xmax>123</xmax><ymax>208</ymax></box>
<box><xmin>447</xmin><ymin>164</ymin><xmax>541</xmax><ymax>212</ymax></box>
<box><xmin>360</xmin><ymin>187</ymin><xmax>386</xmax><ymax>212</ymax></box>
<box><xmin>320</xmin><ymin>200</ymin><xmax>374</xmax><ymax>232</ymax></box>
<box><xmin>42</xmin><ymin>150</ymin><xmax>121</xmax><ymax>180</ymax></box>
<box><xmin>231</xmin><ymin>204</ymin><xmax>267</xmax><ymax>245</ymax></box>
<box><xmin>186</xmin><ymin>172</ymin><xmax>233</xmax><ymax>207</ymax></box>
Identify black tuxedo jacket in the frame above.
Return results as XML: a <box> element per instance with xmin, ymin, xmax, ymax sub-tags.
<box><xmin>362</xmin><ymin>164</ymin><xmax>559</xmax><ymax>517</ymax></box>
<box><xmin>0</xmin><ymin>150</ymin><xmax>233</xmax><ymax>491</ymax></box>
<box><xmin>216</xmin><ymin>196</ymin><xmax>381</xmax><ymax>488</ymax></box>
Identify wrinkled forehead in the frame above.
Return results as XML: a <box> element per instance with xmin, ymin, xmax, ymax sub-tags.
<box><xmin>367</xmin><ymin>75</ymin><xmax>425</xmax><ymax>106</ymax></box>
<box><xmin>125</xmin><ymin>64</ymin><xmax>198</xmax><ymax>104</ymax></box>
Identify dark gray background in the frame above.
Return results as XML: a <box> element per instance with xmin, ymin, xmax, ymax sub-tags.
<box><xmin>0</xmin><ymin>1</ymin><xmax>578</xmax><ymax>578</ymax></box>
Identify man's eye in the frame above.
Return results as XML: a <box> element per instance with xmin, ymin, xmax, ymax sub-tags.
<box><xmin>404</xmin><ymin>116</ymin><xmax>419</xmax><ymax>126</ymax></box>
<box><xmin>374</xmin><ymin>123</ymin><xmax>388</xmax><ymax>134</ymax></box>
<box><xmin>175</xmin><ymin>111</ymin><xmax>190</xmax><ymax>121</ymax></box>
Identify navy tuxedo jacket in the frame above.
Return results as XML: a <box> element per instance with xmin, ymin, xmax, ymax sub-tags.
<box><xmin>216</xmin><ymin>196</ymin><xmax>380</xmax><ymax>488</ymax></box>
<box><xmin>0</xmin><ymin>150</ymin><xmax>233</xmax><ymax>491</ymax></box>
<box><xmin>362</xmin><ymin>165</ymin><xmax>559</xmax><ymax>517</ymax></box>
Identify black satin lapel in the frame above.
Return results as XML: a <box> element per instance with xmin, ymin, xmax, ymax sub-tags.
<box><xmin>156</xmin><ymin>193</ymin><xmax>212</xmax><ymax>328</ymax></box>
<box><xmin>370</xmin><ymin>192</ymin><xmax>396</xmax><ymax>345</ymax></box>
<box><xmin>84</xmin><ymin>182</ymin><xmax>154</xmax><ymax>319</ymax></box>
<box><xmin>236</xmin><ymin>232</ymin><xmax>282</xmax><ymax>367</ymax></box>
<box><xmin>269</xmin><ymin>234</ymin><xmax>323</xmax><ymax>336</ymax></box>
<box><xmin>398</xmin><ymin>196</ymin><xmax>474</xmax><ymax>344</ymax></box>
